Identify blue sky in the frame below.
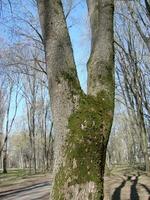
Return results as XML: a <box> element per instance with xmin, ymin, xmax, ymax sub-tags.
<box><xmin>0</xmin><ymin>0</ymin><xmax>90</xmax><ymax>91</ymax></box>
<box><xmin>0</xmin><ymin>0</ymin><xmax>132</xmax><ymax>134</ymax></box>
<box><xmin>65</xmin><ymin>0</ymin><xmax>90</xmax><ymax>92</ymax></box>
<box><xmin>0</xmin><ymin>0</ymin><xmax>90</xmax><ymax>133</ymax></box>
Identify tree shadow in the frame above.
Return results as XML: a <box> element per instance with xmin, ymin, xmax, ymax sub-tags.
<box><xmin>130</xmin><ymin>176</ymin><xmax>139</xmax><ymax>200</ymax></box>
<box><xmin>140</xmin><ymin>183</ymin><xmax>150</xmax><ymax>194</ymax></box>
<box><xmin>111</xmin><ymin>179</ymin><xmax>126</xmax><ymax>200</ymax></box>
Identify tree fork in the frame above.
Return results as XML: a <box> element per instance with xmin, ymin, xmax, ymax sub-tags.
<box><xmin>37</xmin><ymin>0</ymin><xmax>115</xmax><ymax>199</ymax></box>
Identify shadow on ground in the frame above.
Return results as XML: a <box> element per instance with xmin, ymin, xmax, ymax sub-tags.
<box><xmin>111</xmin><ymin>179</ymin><xmax>126</xmax><ymax>200</ymax></box>
<box><xmin>130</xmin><ymin>176</ymin><xmax>139</xmax><ymax>200</ymax></box>
<box><xmin>111</xmin><ymin>174</ymin><xmax>150</xmax><ymax>200</ymax></box>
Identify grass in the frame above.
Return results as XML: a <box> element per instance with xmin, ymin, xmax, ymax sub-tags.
<box><xmin>0</xmin><ymin>168</ymin><xmax>48</xmax><ymax>188</ymax></box>
<box><xmin>105</xmin><ymin>164</ymin><xmax>149</xmax><ymax>178</ymax></box>
<box><xmin>0</xmin><ymin>169</ymin><xmax>27</xmax><ymax>177</ymax></box>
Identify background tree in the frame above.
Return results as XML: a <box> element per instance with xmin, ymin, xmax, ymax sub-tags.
<box><xmin>112</xmin><ymin>0</ymin><xmax>150</xmax><ymax>171</ymax></box>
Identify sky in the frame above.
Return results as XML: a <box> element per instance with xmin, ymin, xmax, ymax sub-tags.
<box><xmin>0</xmin><ymin>0</ymin><xmax>90</xmax><ymax>90</ymax></box>
<box><xmin>65</xmin><ymin>0</ymin><xmax>90</xmax><ymax>92</ymax></box>
<box><xmin>0</xmin><ymin>0</ymin><xmax>90</xmax><ymax>133</ymax></box>
<box><xmin>0</xmin><ymin>0</ymin><xmax>140</xmax><ymax>134</ymax></box>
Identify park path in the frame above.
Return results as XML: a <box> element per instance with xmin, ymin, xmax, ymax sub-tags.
<box><xmin>0</xmin><ymin>181</ymin><xmax>50</xmax><ymax>200</ymax></box>
<box><xmin>0</xmin><ymin>175</ymin><xmax>51</xmax><ymax>200</ymax></box>
<box><xmin>0</xmin><ymin>174</ymin><xmax>150</xmax><ymax>199</ymax></box>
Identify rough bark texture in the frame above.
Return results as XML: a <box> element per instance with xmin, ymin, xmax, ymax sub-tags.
<box><xmin>87</xmin><ymin>0</ymin><xmax>114</xmax><ymax>96</ymax></box>
<box><xmin>37</xmin><ymin>0</ymin><xmax>82</xmax><ymax>196</ymax></box>
<box><xmin>37</xmin><ymin>0</ymin><xmax>114</xmax><ymax>199</ymax></box>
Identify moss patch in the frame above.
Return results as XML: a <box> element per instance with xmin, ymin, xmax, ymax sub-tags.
<box><xmin>62</xmin><ymin>70</ymin><xmax>82</xmax><ymax>98</ymax></box>
<box><xmin>52</xmin><ymin>90</ymin><xmax>114</xmax><ymax>199</ymax></box>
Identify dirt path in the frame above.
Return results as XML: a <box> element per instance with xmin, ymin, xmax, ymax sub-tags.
<box><xmin>0</xmin><ymin>175</ymin><xmax>51</xmax><ymax>200</ymax></box>
<box><xmin>0</xmin><ymin>182</ymin><xmax>50</xmax><ymax>200</ymax></box>
<box><xmin>0</xmin><ymin>173</ymin><xmax>149</xmax><ymax>199</ymax></box>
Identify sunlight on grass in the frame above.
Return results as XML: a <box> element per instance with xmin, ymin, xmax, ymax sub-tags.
<box><xmin>0</xmin><ymin>169</ymin><xmax>47</xmax><ymax>188</ymax></box>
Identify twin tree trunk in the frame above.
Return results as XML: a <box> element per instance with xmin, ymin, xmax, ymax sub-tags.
<box><xmin>38</xmin><ymin>0</ymin><xmax>114</xmax><ymax>199</ymax></box>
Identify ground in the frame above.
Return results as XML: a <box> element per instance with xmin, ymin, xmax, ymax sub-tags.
<box><xmin>0</xmin><ymin>169</ymin><xmax>51</xmax><ymax>200</ymax></box>
<box><xmin>0</xmin><ymin>168</ymin><xmax>150</xmax><ymax>200</ymax></box>
<box><xmin>104</xmin><ymin>167</ymin><xmax>150</xmax><ymax>200</ymax></box>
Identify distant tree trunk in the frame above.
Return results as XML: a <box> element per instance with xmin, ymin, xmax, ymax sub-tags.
<box><xmin>47</xmin><ymin>123</ymin><xmax>53</xmax><ymax>172</ymax></box>
<box><xmin>0</xmin><ymin>89</ymin><xmax>5</xmax><ymax>158</ymax></box>
<box><xmin>3</xmin><ymin>157</ymin><xmax>7</xmax><ymax>173</ymax></box>
<box><xmin>31</xmin><ymin>78</ymin><xmax>37</xmax><ymax>174</ymax></box>
<box><xmin>38</xmin><ymin>0</ymin><xmax>114</xmax><ymax>199</ymax></box>
<box><xmin>33</xmin><ymin>136</ymin><xmax>37</xmax><ymax>173</ymax></box>
<box><xmin>3</xmin><ymin>149</ymin><xmax>7</xmax><ymax>174</ymax></box>
<box><xmin>44</xmin><ymin>106</ymin><xmax>48</xmax><ymax>170</ymax></box>
<box><xmin>29</xmin><ymin>158</ymin><xmax>32</xmax><ymax>174</ymax></box>
<box><xmin>137</xmin><ymin>100</ymin><xmax>150</xmax><ymax>172</ymax></box>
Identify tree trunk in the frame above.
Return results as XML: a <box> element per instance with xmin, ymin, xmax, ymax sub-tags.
<box><xmin>33</xmin><ymin>137</ymin><xmax>37</xmax><ymax>174</ymax></box>
<box><xmin>29</xmin><ymin>158</ymin><xmax>32</xmax><ymax>174</ymax></box>
<box><xmin>3</xmin><ymin>150</ymin><xmax>7</xmax><ymax>174</ymax></box>
<box><xmin>37</xmin><ymin>0</ymin><xmax>114</xmax><ymax>199</ymax></box>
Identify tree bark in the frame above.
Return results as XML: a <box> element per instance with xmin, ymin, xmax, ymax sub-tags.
<box><xmin>37</xmin><ymin>0</ymin><xmax>114</xmax><ymax>199</ymax></box>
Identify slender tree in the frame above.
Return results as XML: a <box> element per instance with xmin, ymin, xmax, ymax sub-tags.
<box><xmin>0</xmin><ymin>89</ymin><xmax>5</xmax><ymax>157</ymax></box>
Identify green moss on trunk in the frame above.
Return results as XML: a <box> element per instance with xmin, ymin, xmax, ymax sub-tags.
<box><xmin>52</xmin><ymin>91</ymin><xmax>114</xmax><ymax>199</ymax></box>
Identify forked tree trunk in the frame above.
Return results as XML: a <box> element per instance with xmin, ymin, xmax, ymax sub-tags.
<box><xmin>37</xmin><ymin>0</ymin><xmax>114</xmax><ymax>199</ymax></box>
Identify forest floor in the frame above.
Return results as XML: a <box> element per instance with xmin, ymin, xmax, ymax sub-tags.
<box><xmin>0</xmin><ymin>168</ymin><xmax>149</xmax><ymax>200</ymax></box>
